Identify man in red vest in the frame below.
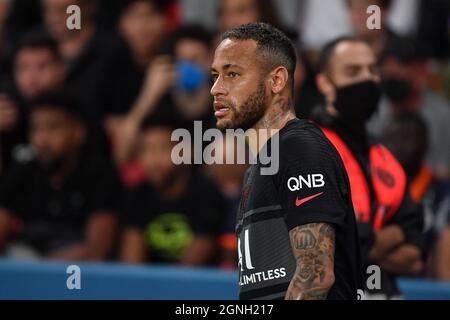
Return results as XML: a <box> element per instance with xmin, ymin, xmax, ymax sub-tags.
<box><xmin>314</xmin><ymin>37</ymin><xmax>425</xmax><ymax>299</ymax></box>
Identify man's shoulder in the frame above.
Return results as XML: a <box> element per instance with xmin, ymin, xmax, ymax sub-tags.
<box><xmin>280</xmin><ymin>118</ymin><xmax>326</xmax><ymax>141</ymax></box>
<box><xmin>279</xmin><ymin>119</ymin><xmax>338</xmax><ymax>160</ymax></box>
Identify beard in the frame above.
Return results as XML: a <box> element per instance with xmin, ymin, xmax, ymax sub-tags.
<box><xmin>216</xmin><ymin>81</ymin><xmax>267</xmax><ymax>131</ymax></box>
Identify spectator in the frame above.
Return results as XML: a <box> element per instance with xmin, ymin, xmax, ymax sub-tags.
<box><xmin>119</xmin><ymin>116</ymin><xmax>224</xmax><ymax>265</ymax></box>
<box><xmin>0</xmin><ymin>32</ymin><xmax>64</xmax><ymax>175</ymax></box>
<box><xmin>14</xmin><ymin>33</ymin><xmax>65</xmax><ymax>101</ymax></box>
<box><xmin>0</xmin><ymin>92</ymin><xmax>120</xmax><ymax>261</ymax></box>
<box><xmin>382</xmin><ymin>112</ymin><xmax>444</xmax><ymax>278</ymax></box>
<box><xmin>102</xmin><ymin>23</ymin><xmax>214</xmax><ymax>134</ymax></box>
<box><xmin>42</xmin><ymin>0</ymin><xmax>118</xmax><ymax>126</ymax></box>
<box><xmin>368</xmin><ymin>37</ymin><xmax>450</xmax><ymax>181</ymax></box>
<box><xmin>314</xmin><ymin>37</ymin><xmax>425</xmax><ymax>299</ymax></box>
<box><xmin>110</xmin><ymin>23</ymin><xmax>216</xmax><ymax>185</ymax></box>
<box><xmin>382</xmin><ymin>112</ymin><xmax>432</xmax><ymax>204</ymax></box>
<box><xmin>299</xmin><ymin>0</ymin><xmax>400</xmax><ymax>123</ymax></box>
<box><xmin>171</xmin><ymin>25</ymin><xmax>215</xmax><ymax>131</ymax></box>
<box><xmin>218</xmin><ymin>0</ymin><xmax>281</xmax><ymax>34</ymax></box>
<box><xmin>0</xmin><ymin>0</ymin><xmax>43</xmax><ymax>76</ymax></box>
<box><xmin>100</xmin><ymin>0</ymin><xmax>173</xmax><ymax>168</ymax></box>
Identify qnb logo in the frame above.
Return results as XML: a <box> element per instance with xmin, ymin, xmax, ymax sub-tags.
<box><xmin>287</xmin><ymin>174</ymin><xmax>325</xmax><ymax>192</ymax></box>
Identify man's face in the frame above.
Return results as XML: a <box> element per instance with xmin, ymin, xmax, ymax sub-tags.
<box><xmin>211</xmin><ymin>39</ymin><xmax>268</xmax><ymax>131</ymax></box>
<box><xmin>44</xmin><ymin>0</ymin><xmax>80</xmax><ymax>40</ymax></box>
<box><xmin>381</xmin><ymin>56</ymin><xmax>425</xmax><ymax>90</ymax></box>
<box><xmin>119</xmin><ymin>1</ymin><xmax>166</xmax><ymax>57</ymax></box>
<box><xmin>176</xmin><ymin>39</ymin><xmax>211</xmax><ymax>71</ymax></box>
<box><xmin>325</xmin><ymin>41</ymin><xmax>379</xmax><ymax>104</ymax></box>
<box><xmin>140</xmin><ymin>127</ymin><xmax>177</xmax><ymax>187</ymax></box>
<box><xmin>15</xmin><ymin>48</ymin><xmax>64</xmax><ymax>100</ymax></box>
<box><xmin>384</xmin><ymin>122</ymin><xmax>426</xmax><ymax>175</ymax></box>
<box><xmin>219</xmin><ymin>0</ymin><xmax>259</xmax><ymax>32</ymax></box>
<box><xmin>30</xmin><ymin>108</ymin><xmax>83</xmax><ymax>167</ymax></box>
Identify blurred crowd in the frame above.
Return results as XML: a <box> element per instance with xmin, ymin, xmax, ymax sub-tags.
<box><xmin>0</xmin><ymin>0</ymin><xmax>449</xmax><ymax>291</ymax></box>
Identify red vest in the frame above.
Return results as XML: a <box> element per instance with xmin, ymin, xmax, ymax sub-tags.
<box><xmin>321</xmin><ymin>127</ymin><xmax>407</xmax><ymax>230</ymax></box>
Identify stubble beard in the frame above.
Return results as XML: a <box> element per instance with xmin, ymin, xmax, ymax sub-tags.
<box><xmin>216</xmin><ymin>82</ymin><xmax>267</xmax><ymax>132</ymax></box>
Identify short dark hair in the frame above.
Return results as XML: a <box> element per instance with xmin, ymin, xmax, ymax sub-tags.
<box><xmin>29</xmin><ymin>91</ymin><xmax>85</xmax><ymax>125</ymax></box>
<box><xmin>15</xmin><ymin>31</ymin><xmax>61</xmax><ymax>61</ymax></box>
<box><xmin>379</xmin><ymin>0</ymin><xmax>392</xmax><ymax>9</ymax></box>
<box><xmin>172</xmin><ymin>24</ymin><xmax>213</xmax><ymax>49</ymax></box>
<box><xmin>384</xmin><ymin>111</ymin><xmax>428</xmax><ymax>151</ymax></box>
<box><xmin>218</xmin><ymin>0</ymin><xmax>281</xmax><ymax>30</ymax></box>
<box><xmin>140</xmin><ymin>113</ymin><xmax>185</xmax><ymax>133</ymax></box>
<box><xmin>316</xmin><ymin>36</ymin><xmax>368</xmax><ymax>74</ymax></box>
<box><xmin>221</xmin><ymin>22</ymin><xmax>297</xmax><ymax>90</ymax></box>
<box><xmin>119</xmin><ymin>0</ymin><xmax>172</xmax><ymax>15</ymax></box>
<box><xmin>347</xmin><ymin>0</ymin><xmax>392</xmax><ymax>10</ymax></box>
<box><xmin>388</xmin><ymin>112</ymin><xmax>428</xmax><ymax>137</ymax></box>
<box><xmin>380</xmin><ymin>36</ymin><xmax>428</xmax><ymax>65</ymax></box>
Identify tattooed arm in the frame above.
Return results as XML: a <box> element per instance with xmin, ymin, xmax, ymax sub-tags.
<box><xmin>285</xmin><ymin>223</ymin><xmax>336</xmax><ymax>300</ymax></box>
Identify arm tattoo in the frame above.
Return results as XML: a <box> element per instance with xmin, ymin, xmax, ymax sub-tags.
<box><xmin>285</xmin><ymin>223</ymin><xmax>336</xmax><ymax>300</ymax></box>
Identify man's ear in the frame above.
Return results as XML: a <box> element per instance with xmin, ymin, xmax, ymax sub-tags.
<box><xmin>268</xmin><ymin>66</ymin><xmax>289</xmax><ymax>94</ymax></box>
<box><xmin>316</xmin><ymin>73</ymin><xmax>336</xmax><ymax>104</ymax></box>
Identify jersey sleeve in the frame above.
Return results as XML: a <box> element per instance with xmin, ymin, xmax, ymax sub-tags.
<box><xmin>277</xmin><ymin>132</ymin><xmax>351</xmax><ymax>231</ymax></box>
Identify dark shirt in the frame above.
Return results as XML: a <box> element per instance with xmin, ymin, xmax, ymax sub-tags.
<box><xmin>236</xmin><ymin>118</ymin><xmax>363</xmax><ymax>300</ymax></box>
<box><xmin>98</xmin><ymin>41</ymin><xmax>146</xmax><ymax>116</ymax></box>
<box><xmin>121</xmin><ymin>170</ymin><xmax>224</xmax><ymax>264</ymax></box>
<box><xmin>0</xmin><ymin>149</ymin><xmax>121</xmax><ymax>254</ymax></box>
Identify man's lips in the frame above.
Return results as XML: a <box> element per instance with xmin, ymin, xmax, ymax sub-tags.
<box><xmin>213</xmin><ymin>102</ymin><xmax>231</xmax><ymax>118</ymax></box>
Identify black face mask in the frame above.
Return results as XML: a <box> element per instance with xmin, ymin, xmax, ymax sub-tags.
<box><xmin>382</xmin><ymin>78</ymin><xmax>413</xmax><ymax>103</ymax></box>
<box><xmin>333</xmin><ymin>80</ymin><xmax>382</xmax><ymax>125</ymax></box>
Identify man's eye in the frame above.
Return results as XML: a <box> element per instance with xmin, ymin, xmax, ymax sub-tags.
<box><xmin>228</xmin><ymin>72</ymin><xmax>239</xmax><ymax>78</ymax></box>
<box><xmin>211</xmin><ymin>74</ymin><xmax>219</xmax><ymax>81</ymax></box>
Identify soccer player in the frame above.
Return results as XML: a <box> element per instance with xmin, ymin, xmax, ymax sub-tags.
<box><xmin>210</xmin><ymin>23</ymin><xmax>362</xmax><ymax>300</ymax></box>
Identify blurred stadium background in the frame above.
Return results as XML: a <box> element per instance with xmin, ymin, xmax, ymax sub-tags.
<box><xmin>0</xmin><ymin>0</ymin><xmax>449</xmax><ymax>300</ymax></box>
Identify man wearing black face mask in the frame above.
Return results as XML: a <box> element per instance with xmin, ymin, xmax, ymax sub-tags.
<box><xmin>314</xmin><ymin>37</ymin><xmax>425</xmax><ymax>299</ymax></box>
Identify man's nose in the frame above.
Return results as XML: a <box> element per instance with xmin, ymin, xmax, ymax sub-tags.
<box><xmin>210</xmin><ymin>76</ymin><xmax>227</xmax><ymax>97</ymax></box>
<box><xmin>362</xmin><ymin>67</ymin><xmax>380</xmax><ymax>83</ymax></box>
